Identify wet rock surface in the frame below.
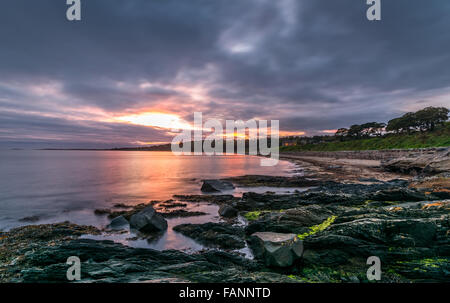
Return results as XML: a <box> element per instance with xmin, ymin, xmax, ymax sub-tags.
<box><xmin>233</xmin><ymin>179</ymin><xmax>441</xmax><ymax>212</ymax></box>
<box><xmin>173</xmin><ymin>223</ymin><xmax>246</xmax><ymax>250</ymax></box>
<box><xmin>224</xmin><ymin>175</ymin><xmax>322</xmax><ymax>187</ymax></box>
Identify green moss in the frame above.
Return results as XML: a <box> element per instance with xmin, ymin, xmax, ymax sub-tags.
<box><xmin>243</xmin><ymin>209</ymin><xmax>284</xmax><ymax>221</ymax></box>
<box><xmin>421</xmin><ymin>258</ymin><xmax>447</xmax><ymax>264</ymax></box>
<box><xmin>395</xmin><ymin>258</ymin><xmax>447</xmax><ymax>271</ymax></box>
<box><xmin>243</xmin><ymin>211</ymin><xmax>266</xmax><ymax>221</ymax></box>
<box><xmin>419</xmin><ymin>258</ymin><xmax>447</xmax><ymax>268</ymax></box>
<box><xmin>297</xmin><ymin>215</ymin><xmax>337</xmax><ymax>240</ymax></box>
<box><xmin>397</xmin><ymin>258</ymin><xmax>447</xmax><ymax>265</ymax></box>
<box><xmin>287</xmin><ymin>274</ymin><xmax>317</xmax><ymax>283</ymax></box>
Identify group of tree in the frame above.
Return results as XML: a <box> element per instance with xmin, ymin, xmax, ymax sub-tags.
<box><xmin>385</xmin><ymin>107</ymin><xmax>449</xmax><ymax>134</ymax></box>
<box><xmin>334</xmin><ymin>106</ymin><xmax>448</xmax><ymax>139</ymax></box>
<box><xmin>335</xmin><ymin>122</ymin><xmax>386</xmax><ymax>139</ymax></box>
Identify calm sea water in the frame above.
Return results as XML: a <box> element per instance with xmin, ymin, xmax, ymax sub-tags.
<box><xmin>0</xmin><ymin>150</ymin><xmax>299</xmax><ymax>252</ymax></box>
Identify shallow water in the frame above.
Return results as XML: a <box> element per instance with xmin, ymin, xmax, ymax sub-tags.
<box><xmin>0</xmin><ymin>150</ymin><xmax>300</xmax><ymax>252</ymax></box>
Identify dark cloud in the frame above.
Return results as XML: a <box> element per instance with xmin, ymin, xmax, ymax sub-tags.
<box><xmin>0</xmin><ymin>0</ymin><xmax>449</xmax><ymax>148</ymax></box>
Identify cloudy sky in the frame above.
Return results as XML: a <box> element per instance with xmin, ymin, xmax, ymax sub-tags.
<box><xmin>0</xmin><ymin>0</ymin><xmax>449</xmax><ymax>148</ymax></box>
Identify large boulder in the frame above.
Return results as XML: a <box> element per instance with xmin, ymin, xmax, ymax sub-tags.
<box><xmin>129</xmin><ymin>206</ymin><xmax>168</xmax><ymax>233</ymax></box>
<box><xmin>218</xmin><ymin>205</ymin><xmax>238</xmax><ymax>218</ymax></box>
<box><xmin>107</xmin><ymin>215</ymin><xmax>129</xmax><ymax>230</ymax></box>
<box><xmin>201</xmin><ymin>180</ymin><xmax>235</xmax><ymax>193</ymax></box>
<box><xmin>248</xmin><ymin>232</ymin><xmax>304</xmax><ymax>267</ymax></box>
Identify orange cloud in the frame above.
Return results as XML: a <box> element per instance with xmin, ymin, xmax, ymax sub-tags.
<box><xmin>321</xmin><ymin>129</ymin><xmax>337</xmax><ymax>134</ymax></box>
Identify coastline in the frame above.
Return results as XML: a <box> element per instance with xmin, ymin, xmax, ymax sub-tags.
<box><xmin>1</xmin><ymin>148</ymin><xmax>449</xmax><ymax>283</ymax></box>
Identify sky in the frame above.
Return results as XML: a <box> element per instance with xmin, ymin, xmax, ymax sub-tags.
<box><xmin>0</xmin><ymin>0</ymin><xmax>449</xmax><ymax>149</ymax></box>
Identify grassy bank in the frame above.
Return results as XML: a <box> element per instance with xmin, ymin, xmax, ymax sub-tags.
<box><xmin>281</xmin><ymin>123</ymin><xmax>450</xmax><ymax>152</ymax></box>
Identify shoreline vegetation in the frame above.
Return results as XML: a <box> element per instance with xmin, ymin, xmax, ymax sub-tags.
<box><xmin>281</xmin><ymin>122</ymin><xmax>450</xmax><ymax>152</ymax></box>
<box><xmin>281</xmin><ymin>106</ymin><xmax>449</xmax><ymax>152</ymax></box>
<box><xmin>1</xmin><ymin>147</ymin><xmax>449</xmax><ymax>283</ymax></box>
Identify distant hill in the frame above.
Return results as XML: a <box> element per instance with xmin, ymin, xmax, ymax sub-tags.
<box><xmin>111</xmin><ymin>144</ymin><xmax>172</xmax><ymax>151</ymax></box>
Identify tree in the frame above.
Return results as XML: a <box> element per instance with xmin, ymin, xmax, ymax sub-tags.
<box><xmin>414</xmin><ymin>107</ymin><xmax>449</xmax><ymax>131</ymax></box>
<box><xmin>385</xmin><ymin>107</ymin><xmax>449</xmax><ymax>134</ymax></box>
<box><xmin>386</xmin><ymin>112</ymin><xmax>417</xmax><ymax>134</ymax></box>
<box><xmin>386</xmin><ymin>117</ymin><xmax>403</xmax><ymax>134</ymax></box>
<box><xmin>348</xmin><ymin>124</ymin><xmax>364</xmax><ymax>138</ymax></box>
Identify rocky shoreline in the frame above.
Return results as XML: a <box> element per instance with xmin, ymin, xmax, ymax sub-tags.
<box><xmin>1</xmin><ymin>149</ymin><xmax>449</xmax><ymax>283</ymax></box>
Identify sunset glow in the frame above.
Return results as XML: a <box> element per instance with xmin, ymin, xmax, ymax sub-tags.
<box><xmin>321</xmin><ymin>130</ymin><xmax>338</xmax><ymax>134</ymax></box>
<box><xmin>279</xmin><ymin>131</ymin><xmax>306</xmax><ymax>137</ymax></box>
<box><xmin>117</xmin><ymin>112</ymin><xmax>193</xmax><ymax>130</ymax></box>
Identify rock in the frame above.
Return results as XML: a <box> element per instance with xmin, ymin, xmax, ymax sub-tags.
<box><xmin>174</xmin><ymin>194</ymin><xmax>238</xmax><ymax>205</ymax></box>
<box><xmin>160</xmin><ymin>209</ymin><xmax>207</xmax><ymax>218</ymax></box>
<box><xmin>4</xmin><ymin>167</ymin><xmax>450</xmax><ymax>283</ymax></box>
<box><xmin>368</xmin><ymin>188</ymin><xmax>434</xmax><ymax>202</ymax></box>
<box><xmin>3</xmin><ymin>235</ymin><xmax>272</xmax><ymax>283</ymax></box>
<box><xmin>245</xmin><ymin>205</ymin><xmax>334</xmax><ymax>235</ymax></box>
<box><xmin>382</xmin><ymin>147</ymin><xmax>450</xmax><ymax>175</ymax></box>
<box><xmin>201</xmin><ymin>179</ymin><xmax>235</xmax><ymax>193</ymax></box>
<box><xmin>129</xmin><ymin>206</ymin><xmax>168</xmax><ymax>233</ymax></box>
<box><xmin>218</xmin><ymin>205</ymin><xmax>238</xmax><ymax>218</ymax></box>
<box><xmin>18</xmin><ymin>216</ymin><xmax>40</xmax><ymax>223</ymax></box>
<box><xmin>173</xmin><ymin>223</ymin><xmax>245</xmax><ymax>249</ymax></box>
<box><xmin>107</xmin><ymin>215</ymin><xmax>129</xmax><ymax>230</ymax></box>
<box><xmin>424</xmin><ymin>149</ymin><xmax>450</xmax><ymax>174</ymax></box>
<box><xmin>248</xmin><ymin>232</ymin><xmax>304</xmax><ymax>267</ymax></box>
<box><xmin>224</xmin><ymin>175</ymin><xmax>322</xmax><ymax>187</ymax></box>
<box><xmin>159</xmin><ymin>202</ymin><xmax>187</xmax><ymax>208</ymax></box>
<box><xmin>94</xmin><ymin>209</ymin><xmax>111</xmax><ymax>216</ymax></box>
<box><xmin>389</xmin><ymin>258</ymin><xmax>450</xmax><ymax>282</ymax></box>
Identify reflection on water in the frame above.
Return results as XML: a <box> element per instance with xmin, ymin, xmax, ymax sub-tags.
<box><xmin>0</xmin><ymin>150</ymin><xmax>298</xmax><ymax>252</ymax></box>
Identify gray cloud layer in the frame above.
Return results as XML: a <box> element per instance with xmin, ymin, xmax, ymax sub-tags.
<box><xmin>0</xmin><ymin>0</ymin><xmax>449</xmax><ymax>148</ymax></box>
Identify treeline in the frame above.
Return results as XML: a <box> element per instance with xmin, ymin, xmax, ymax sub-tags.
<box><xmin>334</xmin><ymin>106</ymin><xmax>448</xmax><ymax>139</ymax></box>
<box><xmin>280</xmin><ymin>106</ymin><xmax>449</xmax><ymax>147</ymax></box>
<box><xmin>385</xmin><ymin>107</ymin><xmax>449</xmax><ymax>133</ymax></box>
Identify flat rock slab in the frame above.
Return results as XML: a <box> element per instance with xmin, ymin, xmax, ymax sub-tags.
<box><xmin>249</xmin><ymin>232</ymin><xmax>304</xmax><ymax>268</ymax></box>
<box><xmin>382</xmin><ymin>147</ymin><xmax>450</xmax><ymax>175</ymax></box>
